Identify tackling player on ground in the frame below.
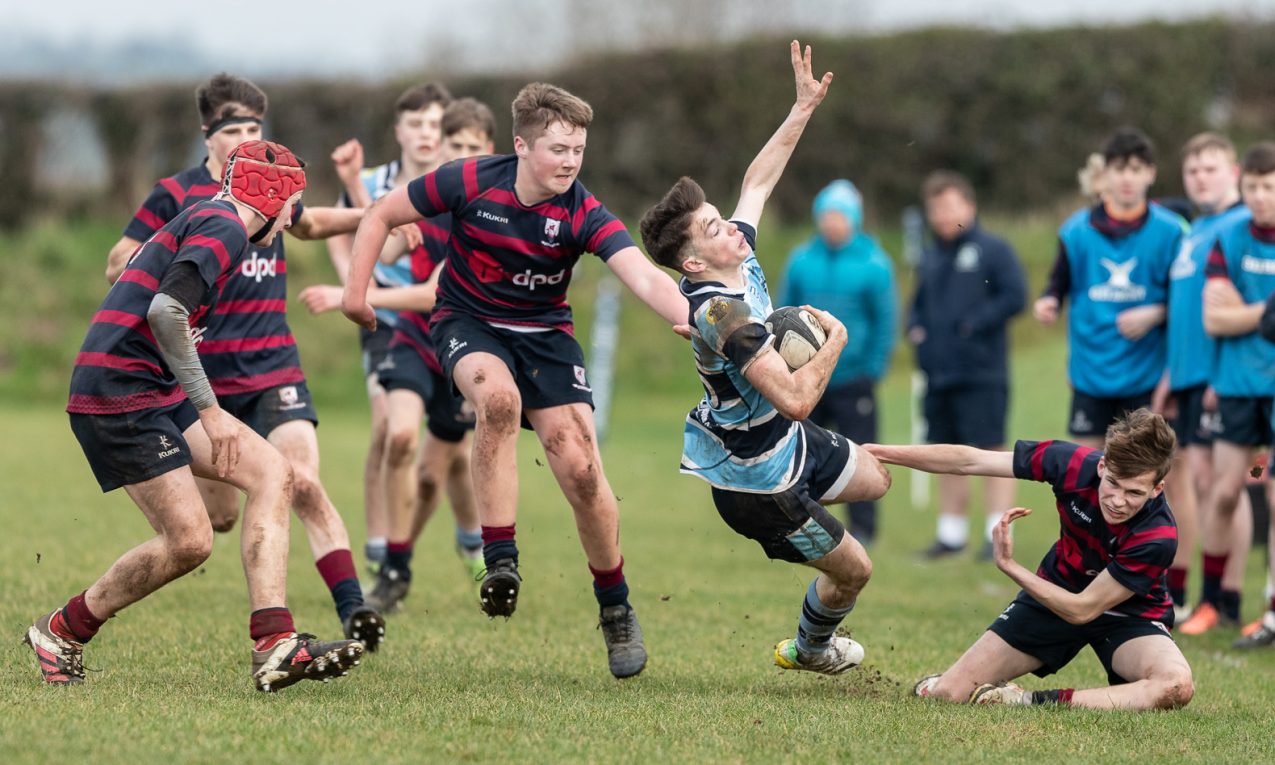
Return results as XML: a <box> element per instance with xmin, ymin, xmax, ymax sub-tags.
<box><xmin>872</xmin><ymin>409</ymin><xmax>1193</xmax><ymax>710</ymax></box>
<box><xmin>342</xmin><ymin>76</ymin><xmax>691</xmax><ymax>679</ymax></box>
<box><xmin>27</xmin><ymin>141</ymin><xmax>364</xmax><ymax>692</ymax></box>
<box><xmin>103</xmin><ymin>74</ymin><xmax>385</xmax><ymax>651</ymax></box>
<box><xmin>639</xmin><ymin>41</ymin><xmax>893</xmax><ymax>676</ymax></box>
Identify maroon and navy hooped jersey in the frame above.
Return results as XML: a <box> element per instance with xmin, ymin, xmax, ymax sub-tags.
<box><xmin>388</xmin><ymin>215</ymin><xmax>452</xmax><ymax>374</ymax></box>
<box><xmin>123</xmin><ymin>161</ymin><xmax>306</xmax><ymax>396</ymax></box>
<box><xmin>1012</xmin><ymin>439</ymin><xmax>1176</xmax><ymax>621</ymax></box>
<box><xmin>70</xmin><ymin>200</ymin><xmax>248</xmax><ymax>415</ymax></box>
<box><xmin>406</xmin><ymin>154</ymin><xmax>636</xmax><ymax>332</ymax></box>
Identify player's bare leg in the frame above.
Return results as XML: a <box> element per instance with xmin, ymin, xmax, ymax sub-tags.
<box><xmin>982</xmin><ymin>471</ymin><xmax>1017</xmax><ymax>558</ymax></box>
<box><xmin>1184</xmin><ymin>441</ymin><xmax>1252</xmax><ymax>632</ymax></box>
<box><xmin>410</xmin><ymin>433</ymin><xmax>482</xmax><ymax>578</ymax></box>
<box><xmin>268</xmin><ymin>419</ymin><xmax>380</xmax><ymax>648</ymax></box>
<box><xmin>1165</xmin><ymin>448</ymin><xmax>1198</xmax><ymax>616</ymax></box>
<box><xmin>363</xmin><ymin>377</ymin><xmax>391</xmax><ymax>571</ymax></box>
<box><xmin>366</xmin><ymin>388</ymin><xmax>425</xmax><ymax>613</ymax></box>
<box><xmin>916</xmin><ymin>630</ymin><xmax>1044</xmax><ymax>702</ymax></box>
<box><xmin>525</xmin><ymin>402</ymin><xmax>645</xmax><ymax>678</ymax></box>
<box><xmin>198</xmin><ymin>476</ymin><xmax>242</xmax><ymax>533</ymax></box>
<box><xmin>925</xmin><ymin>473</ymin><xmax>971</xmax><ymax>558</ymax></box>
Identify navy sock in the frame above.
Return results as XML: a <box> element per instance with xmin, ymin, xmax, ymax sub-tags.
<box><xmin>1219</xmin><ymin>589</ymin><xmax>1241</xmax><ymax>622</ymax></box>
<box><xmin>590</xmin><ymin>559</ymin><xmax>630</xmax><ymax>609</ymax></box>
<box><xmin>483</xmin><ymin>540</ymin><xmax>518</xmax><ymax>569</ymax></box>
<box><xmin>331</xmin><ymin>579</ymin><xmax>364</xmax><ymax>623</ymax></box>
<box><xmin>795</xmin><ymin>578</ymin><xmax>854</xmax><ymax>655</ymax></box>
<box><xmin>386</xmin><ymin>542</ymin><xmax>413</xmax><ymax>581</ymax></box>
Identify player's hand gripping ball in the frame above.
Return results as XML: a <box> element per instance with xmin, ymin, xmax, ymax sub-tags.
<box><xmin>765</xmin><ymin>306</ymin><xmax>826</xmax><ymax>370</ymax></box>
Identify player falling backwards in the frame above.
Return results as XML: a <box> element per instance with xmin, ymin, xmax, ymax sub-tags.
<box><xmin>27</xmin><ymin>141</ymin><xmax>364</xmax><ymax>692</ymax></box>
<box><xmin>871</xmin><ymin>409</ymin><xmax>1193</xmax><ymax>710</ymax></box>
<box><xmin>639</xmin><ymin>41</ymin><xmax>893</xmax><ymax>676</ymax></box>
<box><xmin>342</xmin><ymin>77</ymin><xmax>692</xmax><ymax>678</ymax></box>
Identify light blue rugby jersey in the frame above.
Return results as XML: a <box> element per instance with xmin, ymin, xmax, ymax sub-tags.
<box><xmin>1206</xmin><ymin>212</ymin><xmax>1275</xmax><ymax>397</ymax></box>
<box><xmin>345</xmin><ymin>160</ymin><xmax>415</xmax><ymax>327</ymax></box>
<box><xmin>679</xmin><ymin>221</ymin><xmax>807</xmax><ymax>493</ymax></box>
<box><xmin>1167</xmin><ymin>204</ymin><xmax>1248</xmax><ymax>390</ymax></box>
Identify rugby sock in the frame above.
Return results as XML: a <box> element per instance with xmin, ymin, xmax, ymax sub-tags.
<box><xmin>1218</xmin><ymin>589</ymin><xmax>1241</xmax><ymax>622</ymax></box>
<box><xmin>1168</xmin><ymin>567</ymin><xmax>1189</xmax><ymax>607</ymax></box>
<box><xmin>365</xmin><ymin>538</ymin><xmax>387</xmax><ymax>566</ymax></box>
<box><xmin>250</xmin><ymin>607</ymin><xmax>296</xmax><ymax>650</ymax></box>
<box><xmin>1030</xmin><ymin>688</ymin><xmax>1074</xmax><ymax>706</ymax></box>
<box><xmin>59</xmin><ymin>591</ymin><xmax>104</xmax><ymax>643</ymax></box>
<box><xmin>316</xmin><ymin>549</ymin><xmax>363</xmax><ymax>622</ymax></box>
<box><xmin>589</xmin><ymin>558</ymin><xmax>630</xmax><ymax>609</ymax></box>
<box><xmin>386</xmin><ymin>541</ymin><xmax>413</xmax><ymax>581</ymax></box>
<box><xmin>937</xmin><ymin>515</ymin><xmax>969</xmax><ymax>549</ymax></box>
<box><xmin>482</xmin><ymin>524</ymin><xmax>519</xmax><ymax>568</ymax></box>
<box><xmin>456</xmin><ymin>526</ymin><xmax>484</xmax><ymax>555</ymax></box>
<box><xmin>1201</xmin><ymin>554</ymin><xmax>1227</xmax><ymax>606</ymax></box>
<box><xmin>795</xmin><ymin>578</ymin><xmax>855</xmax><ymax>655</ymax></box>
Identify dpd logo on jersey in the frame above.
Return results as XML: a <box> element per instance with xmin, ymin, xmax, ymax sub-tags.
<box><xmin>513</xmin><ymin>268</ymin><xmax>567</xmax><ymax>291</ymax></box>
<box><xmin>189</xmin><ymin>325</ymin><xmax>207</xmax><ymax>346</ymax></box>
<box><xmin>240</xmin><ymin>251</ymin><xmax>278</xmax><ymax>282</ymax></box>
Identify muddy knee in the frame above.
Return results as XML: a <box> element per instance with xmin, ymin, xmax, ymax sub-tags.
<box><xmin>168</xmin><ymin>525</ymin><xmax>213</xmax><ymax>573</ymax></box>
<box><xmin>290</xmin><ymin>465</ymin><xmax>326</xmax><ymax>517</ymax></box>
<box><xmin>477</xmin><ymin>389</ymin><xmax>521</xmax><ymax>439</ymax></box>
<box><xmin>386</xmin><ymin>425</ymin><xmax>419</xmax><ymax>468</ymax></box>
<box><xmin>416</xmin><ymin>470</ymin><xmax>442</xmax><ymax>507</ymax></box>
<box><xmin>1156</xmin><ymin>671</ymin><xmax>1195</xmax><ymax>709</ymax></box>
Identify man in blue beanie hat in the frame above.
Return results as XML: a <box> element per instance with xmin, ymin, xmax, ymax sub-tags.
<box><xmin>779</xmin><ymin>179</ymin><xmax>897</xmax><ymax>545</ymax></box>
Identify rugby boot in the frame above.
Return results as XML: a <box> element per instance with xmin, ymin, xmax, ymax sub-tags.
<box><xmin>457</xmin><ymin>544</ymin><xmax>486</xmax><ymax>581</ymax></box>
<box><xmin>969</xmin><ymin>681</ymin><xmax>1031</xmax><ymax>705</ymax></box>
<box><xmin>364</xmin><ymin>567</ymin><xmax>410</xmax><ymax>614</ymax></box>
<box><xmin>598</xmin><ymin>604</ymin><xmax>647</xmax><ymax>679</ymax></box>
<box><xmin>913</xmin><ymin>673</ymin><xmax>942</xmax><ymax>697</ymax></box>
<box><xmin>1232</xmin><ymin>612</ymin><xmax>1275</xmax><ymax>649</ymax></box>
<box><xmin>479</xmin><ymin>558</ymin><xmax>521</xmax><ymax>618</ymax></box>
<box><xmin>252</xmin><ymin>632</ymin><xmax>364</xmax><ymax>692</ymax></box>
<box><xmin>343</xmin><ymin>605</ymin><xmax>386</xmax><ymax>653</ymax></box>
<box><xmin>1177</xmin><ymin>602</ymin><xmax>1237</xmax><ymax>635</ymax></box>
<box><xmin>773</xmin><ymin>635</ymin><xmax>864</xmax><ymax>675</ymax></box>
<box><xmin>24</xmin><ymin>611</ymin><xmax>85</xmax><ymax>685</ymax></box>
<box><xmin>919</xmin><ymin>539</ymin><xmax>965</xmax><ymax>560</ymax></box>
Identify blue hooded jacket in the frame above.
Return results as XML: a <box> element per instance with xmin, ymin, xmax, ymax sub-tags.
<box><xmin>779</xmin><ymin>180</ymin><xmax>897</xmax><ymax>385</ymax></box>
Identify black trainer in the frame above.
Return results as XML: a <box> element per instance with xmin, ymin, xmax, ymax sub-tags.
<box><xmin>479</xmin><ymin>558</ymin><xmax>521</xmax><ymax>618</ymax></box>
<box><xmin>599</xmin><ymin>604</ymin><xmax>647</xmax><ymax>679</ymax></box>
<box><xmin>364</xmin><ymin>568</ymin><xmax>410</xmax><ymax>614</ymax></box>
<box><xmin>919</xmin><ymin>539</ymin><xmax>966</xmax><ymax>560</ymax></box>
<box><xmin>343</xmin><ymin>605</ymin><xmax>386</xmax><ymax>652</ymax></box>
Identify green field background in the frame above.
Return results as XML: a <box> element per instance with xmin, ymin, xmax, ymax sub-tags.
<box><xmin>1</xmin><ymin>218</ymin><xmax>1273</xmax><ymax>763</ymax></box>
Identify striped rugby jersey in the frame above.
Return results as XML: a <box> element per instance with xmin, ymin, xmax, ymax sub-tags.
<box><xmin>389</xmin><ymin>215</ymin><xmax>452</xmax><ymax>374</ymax></box>
<box><xmin>678</xmin><ymin>222</ymin><xmax>806</xmax><ymax>494</ymax></box>
<box><xmin>70</xmin><ymin>200</ymin><xmax>248</xmax><ymax>415</ymax></box>
<box><xmin>406</xmin><ymin>154</ymin><xmax>636</xmax><ymax>332</ymax></box>
<box><xmin>1013</xmin><ymin>439</ymin><xmax>1176</xmax><ymax>622</ymax></box>
<box><xmin>123</xmin><ymin>160</ymin><xmax>306</xmax><ymax>396</ymax></box>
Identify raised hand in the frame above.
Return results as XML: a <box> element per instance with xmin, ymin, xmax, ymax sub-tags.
<box><xmin>331</xmin><ymin>139</ymin><xmax>365</xmax><ymax>189</ymax></box>
<box><xmin>791</xmin><ymin>40</ymin><xmax>834</xmax><ymax>113</ymax></box>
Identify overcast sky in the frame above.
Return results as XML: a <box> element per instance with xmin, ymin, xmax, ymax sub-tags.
<box><xmin>4</xmin><ymin>0</ymin><xmax>1271</xmax><ymax>81</ymax></box>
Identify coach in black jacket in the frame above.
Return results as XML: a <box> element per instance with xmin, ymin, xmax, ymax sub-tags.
<box><xmin>908</xmin><ymin>171</ymin><xmax>1027</xmax><ymax>559</ymax></box>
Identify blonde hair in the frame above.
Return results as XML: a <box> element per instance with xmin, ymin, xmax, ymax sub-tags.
<box><xmin>1104</xmin><ymin>408</ymin><xmax>1176</xmax><ymax>483</ymax></box>
<box><xmin>1077</xmin><ymin>153</ymin><xmax>1106</xmax><ymax>203</ymax></box>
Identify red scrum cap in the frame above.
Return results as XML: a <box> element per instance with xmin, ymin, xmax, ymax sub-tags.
<box><xmin>222</xmin><ymin>140</ymin><xmax>306</xmax><ymax>220</ymax></box>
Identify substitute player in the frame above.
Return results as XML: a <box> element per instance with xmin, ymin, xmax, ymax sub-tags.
<box><xmin>1035</xmin><ymin>128</ymin><xmax>1184</xmax><ymax>447</ymax></box>
<box><xmin>1187</xmin><ymin>142</ymin><xmax>1275</xmax><ymax>637</ymax></box>
<box><xmin>342</xmin><ymin>78</ymin><xmax>691</xmax><ymax>679</ymax></box>
<box><xmin>639</xmin><ymin>41</ymin><xmax>892</xmax><ymax>676</ymax></box>
<box><xmin>1160</xmin><ymin>133</ymin><xmax>1251</xmax><ymax>626</ymax></box>
<box><xmin>103</xmin><ymin>73</ymin><xmax>384</xmax><ymax>650</ymax></box>
<box><xmin>27</xmin><ymin>141</ymin><xmax>363</xmax><ymax>692</ymax></box>
<box><xmin>872</xmin><ymin>410</ymin><xmax>1193</xmax><ymax>710</ymax></box>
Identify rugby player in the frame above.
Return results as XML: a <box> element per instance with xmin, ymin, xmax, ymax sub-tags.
<box><xmin>639</xmin><ymin>41</ymin><xmax>893</xmax><ymax>677</ymax></box>
<box><xmin>27</xmin><ymin>141</ymin><xmax>364</xmax><ymax>692</ymax></box>
<box><xmin>342</xmin><ymin>76</ymin><xmax>691</xmax><ymax>679</ymax></box>
<box><xmin>103</xmin><ymin>74</ymin><xmax>384</xmax><ymax>650</ymax></box>
<box><xmin>873</xmin><ymin>410</ymin><xmax>1193</xmax><ymax>710</ymax></box>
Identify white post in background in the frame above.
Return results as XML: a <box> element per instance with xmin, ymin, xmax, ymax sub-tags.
<box><xmin>902</xmin><ymin>205</ymin><xmax>930</xmax><ymax>511</ymax></box>
<box><xmin>589</xmin><ymin>273</ymin><xmax>622</xmax><ymax>444</ymax></box>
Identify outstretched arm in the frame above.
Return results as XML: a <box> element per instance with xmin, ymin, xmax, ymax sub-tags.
<box><xmin>993</xmin><ymin>508</ymin><xmax>1134</xmax><ymax>624</ymax></box>
<box><xmin>864</xmin><ymin>443</ymin><xmax>1015</xmax><ymax>477</ymax></box>
<box><xmin>730</xmin><ymin>40</ymin><xmax>833</xmax><ymax>227</ymax></box>
<box><xmin>606</xmin><ymin>246</ymin><xmax>688</xmax><ymax>326</ymax></box>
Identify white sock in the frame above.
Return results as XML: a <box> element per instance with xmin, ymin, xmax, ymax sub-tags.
<box><xmin>937</xmin><ymin>515</ymin><xmax>969</xmax><ymax>548</ymax></box>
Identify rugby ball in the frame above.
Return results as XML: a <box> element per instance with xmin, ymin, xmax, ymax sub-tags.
<box><xmin>765</xmin><ymin>306</ymin><xmax>826</xmax><ymax>370</ymax></box>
